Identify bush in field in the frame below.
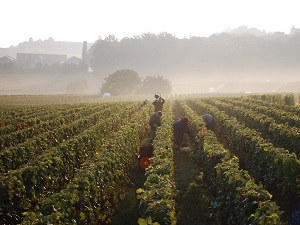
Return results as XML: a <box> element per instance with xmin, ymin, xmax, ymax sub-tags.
<box><xmin>99</xmin><ymin>69</ymin><xmax>172</xmax><ymax>96</ymax></box>
<box><xmin>138</xmin><ymin>75</ymin><xmax>172</xmax><ymax>95</ymax></box>
<box><xmin>100</xmin><ymin>69</ymin><xmax>141</xmax><ymax>95</ymax></box>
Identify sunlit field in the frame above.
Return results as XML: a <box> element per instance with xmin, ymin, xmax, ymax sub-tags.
<box><xmin>0</xmin><ymin>93</ymin><xmax>299</xmax><ymax>224</ymax></box>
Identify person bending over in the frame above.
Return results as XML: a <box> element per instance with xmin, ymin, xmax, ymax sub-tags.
<box><xmin>149</xmin><ymin>111</ymin><xmax>162</xmax><ymax>135</ymax></box>
<box><xmin>173</xmin><ymin>116</ymin><xmax>189</xmax><ymax>148</ymax></box>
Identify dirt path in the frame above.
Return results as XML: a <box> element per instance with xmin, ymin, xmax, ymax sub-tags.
<box><xmin>173</xmin><ymin>149</ymin><xmax>216</xmax><ymax>225</ymax></box>
<box><xmin>111</xmin><ymin>164</ymin><xmax>146</xmax><ymax>225</ymax></box>
<box><xmin>111</xmin><ymin>149</ymin><xmax>217</xmax><ymax>225</ymax></box>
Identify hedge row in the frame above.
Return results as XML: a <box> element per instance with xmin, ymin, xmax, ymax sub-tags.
<box><xmin>20</xmin><ymin>104</ymin><xmax>150</xmax><ymax>224</ymax></box>
<box><xmin>0</xmin><ymin>103</ymin><xmax>143</xmax><ymax>224</ymax></box>
<box><xmin>205</xmin><ymin>97</ymin><xmax>300</xmax><ymax>157</ymax></box>
<box><xmin>138</xmin><ymin>101</ymin><xmax>177</xmax><ymax>225</ymax></box>
<box><xmin>175</xmin><ymin>99</ymin><xmax>283</xmax><ymax>224</ymax></box>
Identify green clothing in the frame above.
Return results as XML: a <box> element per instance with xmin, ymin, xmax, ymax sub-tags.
<box><xmin>149</xmin><ymin>113</ymin><xmax>161</xmax><ymax>132</ymax></box>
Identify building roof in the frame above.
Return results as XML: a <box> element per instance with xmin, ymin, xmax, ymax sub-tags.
<box><xmin>0</xmin><ymin>55</ymin><xmax>16</xmax><ymax>63</ymax></box>
<box><xmin>16</xmin><ymin>53</ymin><xmax>67</xmax><ymax>65</ymax></box>
<box><xmin>61</xmin><ymin>56</ymin><xmax>81</xmax><ymax>64</ymax></box>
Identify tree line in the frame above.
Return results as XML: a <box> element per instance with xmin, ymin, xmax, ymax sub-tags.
<box><xmin>1</xmin><ymin>26</ymin><xmax>300</xmax><ymax>92</ymax></box>
<box><xmin>88</xmin><ymin>28</ymin><xmax>300</xmax><ymax>81</ymax></box>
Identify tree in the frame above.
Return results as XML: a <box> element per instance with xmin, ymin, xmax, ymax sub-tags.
<box><xmin>100</xmin><ymin>69</ymin><xmax>141</xmax><ymax>96</ymax></box>
<box><xmin>47</xmin><ymin>37</ymin><xmax>54</xmax><ymax>42</ymax></box>
<box><xmin>138</xmin><ymin>75</ymin><xmax>172</xmax><ymax>95</ymax></box>
<box><xmin>82</xmin><ymin>41</ymin><xmax>87</xmax><ymax>65</ymax></box>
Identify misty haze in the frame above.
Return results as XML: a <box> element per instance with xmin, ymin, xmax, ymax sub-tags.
<box><xmin>1</xmin><ymin>27</ymin><xmax>300</xmax><ymax>95</ymax></box>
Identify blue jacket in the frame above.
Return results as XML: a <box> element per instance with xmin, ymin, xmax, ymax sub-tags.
<box><xmin>202</xmin><ymin>114</ymin><xmax>213</xmax><ymax>124</ymax></box>
<box><xmin>173</xmin><ymin>119</ymin><xmax>188</xmax><ymax>138</ymax></box>
<box><xmin>201</xmin><ymin>114</ymin><xmax>214</xmax><ymax>129</ymax></box>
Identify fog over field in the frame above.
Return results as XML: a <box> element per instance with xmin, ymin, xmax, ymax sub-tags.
<box><xmin>1</xmin><ymin>28</ymin><xmax>300</xmax><ymax>95</ymax></box>
<box><xmin>1</xmin><ymin>61</ymin><xmax>300</xmax><ymax>95</ymax></box>
<box><xmin>1</xmin><ymin>67</ymin><xmax>299</xmax><ymax>95</ymax></box>
<box><xmin>0</xmin><ymin>0</ymin><xmax>299</xmax><ymax>95</ymax></box>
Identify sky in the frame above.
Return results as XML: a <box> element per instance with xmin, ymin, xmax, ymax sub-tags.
<box><xmin>1</xmin><ymin>0</ymin><xmax>299</xmax><ymax>48</ymax></box>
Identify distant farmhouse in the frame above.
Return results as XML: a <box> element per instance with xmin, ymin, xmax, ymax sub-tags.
<box><xmin>0</xmin><ymin>53</ymin><xmax>81</xmax><ymax>69</ymax></box>
<box><xmin>17</xmin><ymin>53</ymin><xmax>67</xmax><ymax>68</ymax></box>
<box><xmin>61</xmin><ymin>56</ymin><xmax>81</xmax><ymax>65</ymax></box>
<box><xmin>0</xmin><ymin>56</ymin><xmax>16</xmax><ymax>64</ymax></box>
<box><xmin>0</xmin><ymin>40</ymin><xmax>90</xmax><ymax>68</ymax></box>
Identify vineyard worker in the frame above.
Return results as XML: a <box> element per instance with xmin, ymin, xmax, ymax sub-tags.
<box><xmin>140</xmin><ymin>99</ymin><xmax>148</xmax><ymax>107</ymax></box>
<box><xmin>149</xmin><ymin>111</ymin><xmax>162</xmax><ymax>134</ymax></box>
<box><xmin>201</xmin><ymin>114</ymin><xmax>214</xmax><ymax>130</ymax></box>
<box><xmin>173</xmin><ymin>116</ymin><xmax>189</xmax><ymax>148</ymax></box>
<box><xmin>153</xmin><ymin>92</ymin><xmax>165</xmax><ymax>113</ymax></box>
<box><xmin>139</xmin><ymin>99</ymin><xmax>149</xmax><ymax>110</ymax></box>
